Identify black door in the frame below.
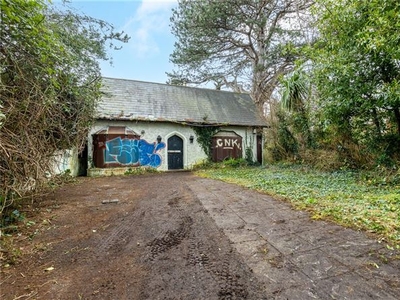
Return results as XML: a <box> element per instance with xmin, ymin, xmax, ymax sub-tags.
<box><xmin>168</xmin><ymin>135</ymin><xmax>183</xmax><ymax>169</ymax></box>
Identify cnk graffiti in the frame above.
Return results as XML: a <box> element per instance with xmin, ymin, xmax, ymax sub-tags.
<box><xmin>215</xmin><ymin>138</ymin><xmax>242</xmax><ymax>150</ymax></box>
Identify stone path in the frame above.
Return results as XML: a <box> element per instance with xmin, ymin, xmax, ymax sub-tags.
<box><xmin>188</xmin><ymin>176</ymin><xmax>400</xmax><ymax>299</ymax></box>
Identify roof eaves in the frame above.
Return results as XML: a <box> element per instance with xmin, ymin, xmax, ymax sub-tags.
<box><xmin>97</xmin><ymin>115</ymin><xmax>268</xmax><ymax>128</ymax></box>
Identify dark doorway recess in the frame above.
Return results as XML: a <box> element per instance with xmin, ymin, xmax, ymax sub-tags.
<box><xmin>78</xmin><ymin>143</ymin><xmax>88</xmax><ymax>176</ymax></box>
<box><xmin>257</xmin><ymin>134</ymin><xmax>262</xmax><ymax>164</ymax></box>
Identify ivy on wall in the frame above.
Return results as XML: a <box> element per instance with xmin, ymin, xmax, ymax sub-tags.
<box><xmin>244</xmin><ymin>129</ymin><xmax>254</xmax><ymax>164</ymax></box>
<box><xmin>192</xmin><ymin>126</ymin><xmax>220</xmax><ymax>160</ymax></box>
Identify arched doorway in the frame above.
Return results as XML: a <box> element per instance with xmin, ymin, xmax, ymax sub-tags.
<box><xmin>168</xmin><ymin>135</ymin><xmax>183</xmax><ymax>170</ymax></box>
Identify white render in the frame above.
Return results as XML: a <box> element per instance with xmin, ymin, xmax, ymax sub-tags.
<box><xmin>52</xmin><ymin>148</ymin><xmax>79</xmax><ymax>176</ymax></box>
<box><xmin>88</xmin><ymin>120</ymin><xmax>260</xmax><ymax>171</ymax></box>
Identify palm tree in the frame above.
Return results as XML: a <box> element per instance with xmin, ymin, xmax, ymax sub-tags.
<box><xmin>280</xmin><ymin>68</ymin><xmax>314</xmax><ymax>148</ymax></box>
<box><xmin>281</xmin><ymin>68</ymin><xmax>309</xmax><ymax>113</ymax></box>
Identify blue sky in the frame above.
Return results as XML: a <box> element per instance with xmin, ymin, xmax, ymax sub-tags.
<box><xmin>62</xmin><ymin>0</ymin><xmax>178</xmax><ymax>84</ymax></box>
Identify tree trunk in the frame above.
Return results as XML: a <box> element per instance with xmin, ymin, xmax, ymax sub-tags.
<box><xmin>371</xmin><ymin>107</ymin><xmax>381</xmax><ymax>137</ymax></box>
<box><xmin>394</xmin><ymin>107</ymin><xmax>400</xmax><ymax>137</ymax></box>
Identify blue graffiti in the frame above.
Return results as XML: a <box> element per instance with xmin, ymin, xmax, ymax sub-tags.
<box><xmin>104</xmin><ymin>137</ymin><xmax>166</xmax><ymax>168</ymax></box>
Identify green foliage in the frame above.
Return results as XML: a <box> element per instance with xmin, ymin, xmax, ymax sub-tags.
<box><xmin>245</xmin><ymin>147</ymin><xmax>254</xmax><ymax>165</ymax></box>
<box><xmin>124</xmin><ymin>167</ymin><xmax>160</xmax><ymax>176</ymax></box>
<box><xmin>309</xmin><ymin>0</ymin><xmax>400</xmax><ymax>165</ymax></box>
<box><xmin>281</xmin><ymin>68</ymin><xmax>309</xmax><ymax>113</ymax></box>
<box><xmin>223</xmin><ymin>158</ymin><xmax>248</xmax><ymax>168</ymax></box>
<box><xmin>1</xmin><ymin>209</ymin><xmax>25</xmax><ymax>229</ymax></box>
<box><xmin>191</xmin><ymin>158</ymin><xmax>251</xmax><ymax>170</ymax></box>
<box><xmin>279</xmin><ymin>67</ymin><xmax>315</xmax><ymax>149</ymax></box>
<box><xmin>270</xmin><ymin>111</ymin><xmax>299</xmax><ymax>160</ymax></box>
<box><xmin>191</xmin><ymin>159</ymin><xmax>217</xmax><ymax>170</ymax></box>
<box><xmin>169</xmin><ymin>0</ymin><xmax>314</xmax><ymax>106</ymax></box>
<box><xmin>197</xmin><ymin>165</ymin><xmax>400</xmax><ymax>244</ymax></box>
<box><xmin>0</xmin><ymin>0</ymin><xmax>129</xmax><ymax>215</ymax></box>
<box><xmin>0</xmin><ymin>234</ymin><xmax>23</xmax><ymax>266</ymax></box>
<box><xmin>192</xmin><ymin>126</ymin><xmax>219</xmax><ymax>160</ymax></box>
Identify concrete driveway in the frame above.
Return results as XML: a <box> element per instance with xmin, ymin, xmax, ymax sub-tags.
<box><xmin>188</xmin><ymin>175</ymin><xmax>400</xmax><ymax>299</ymax></box>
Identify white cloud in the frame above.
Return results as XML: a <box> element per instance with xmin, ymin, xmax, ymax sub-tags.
<box><xmin>138</xmin><ymin>0</ymin><xmax>177</xmax><ymax>14</ymax></box>
<box><xmin>123</xmin><ymin>0</ymin><xmax>177</xmax><ymax>58</ymax></box>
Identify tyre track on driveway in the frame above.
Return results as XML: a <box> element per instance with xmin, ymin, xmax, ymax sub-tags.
<box><xmin>187</xmin><ymin>175</ymin><xmax>400</xmax><ymax>299</ymax></box>
<box><xmin>142</xmin><ymin>178</ymin><xmax>264</xmax><ymax>299</ymax></box>
<box><xmin>1</xmin><ymin>172</ymin><xmax>398</xmax><ymax>300</ymax></box>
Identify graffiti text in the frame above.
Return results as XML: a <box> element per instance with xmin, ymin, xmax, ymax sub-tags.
<box><xmin>215</xmin><ymin>138</ymin><xmax>242</xmax><ymax>150</ymax></box>
<box><xmin>104</xmin><ymin>137</ymin><xmax>166</xmax><ymax>168</ymax></box>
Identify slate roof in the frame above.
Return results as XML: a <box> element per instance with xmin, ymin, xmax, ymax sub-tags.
<box><xmin>97</xmin><ymin>77</ymin><xmax>268</xmax><ymax>127</ymax></box>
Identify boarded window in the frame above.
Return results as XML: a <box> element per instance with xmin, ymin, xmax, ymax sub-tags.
<box><xmin>211</xmin><ymin>131</ymin><xmax>242</xmax><ymax>162</ymax></box>
<box><xmin>92</xmin><ymin>126</ymin><xmax>140</xmax><ymax>168</ymax></box>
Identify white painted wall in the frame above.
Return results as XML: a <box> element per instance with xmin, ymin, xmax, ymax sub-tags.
<box><xmin>88</xmin><ymin>120</ymin><xmax>260</xmax><ymax>171</ymax></box>
<box><xmin>52</xmin><ymin>148</ymin><xmax>79</xmax><ymax>176</ymax></box>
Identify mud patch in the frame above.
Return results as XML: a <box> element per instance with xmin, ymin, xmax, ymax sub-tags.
<box><xmin>2</xmin><ymin>172</ymin><xmax>398</xmax><ymax>300</ymax></box>
<box><xmin>1</xmin><ymin>173</ymin><xmax>266</xmax><ymax>300</ymax></box>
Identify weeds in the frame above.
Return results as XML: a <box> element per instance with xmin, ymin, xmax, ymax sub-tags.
<box><xmin>192</xmin><ymin>158</ymin><xmax>252</xmax><ymax>170</ymax></box>
<box><xmin>0</xmin><ymin>234</ymin><xmax>22</xmax><ymax>267</ymax></box>
<box><xmin>124</xmin><ymin>167</ymin><xmax>160</xmax><ymax>176</ymax></box>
